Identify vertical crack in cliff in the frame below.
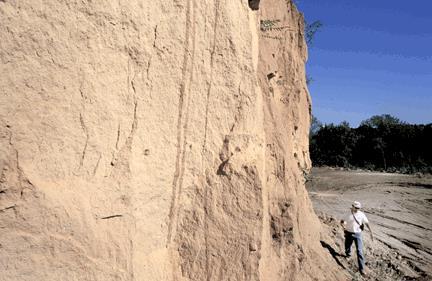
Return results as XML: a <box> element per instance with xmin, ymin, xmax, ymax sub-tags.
<box><xmin>14</xmin><ymin>150</ymin><xmax>34</xmax><ymax>199</ymax></box>
<box><xmin>167</xmin><ymin>0</ymin><xmax>196</xmax><ymax>248</ymax></box>
<box><xmin>229</xmin><ymin>82</ymin><xmax>249</xmax><ymax>133</ymax></box>
<box><xmin>2</xmin><ymin>130</ymin><xmax>33</xmax><ymax>200</ymax></box>
<box><xmin>263</xmin><ymin>86</ymin><xmax>287</xmax><ymax>158</ymax></box>
<box><xmin>79</xmin><ymin>113</ymin><xmax>89</xmax><ymax>168</ymax></box>
<box><xmin>201</xmin><ymin>0</ymin><xmax>220</xmax><ymax>280</ymax></box>
<box><xmin>92</xmin><ymin>153</ymin><xmax>102</xmax><ymax>177</ymax></box>
<box><xmin>153</xmin><ymin>25</ymin><xmax>158</xmax><ymax>48</ymax></box>
<box><xmin>125</xmin><ymin>99</ymin><xmax>138</xmax><ymax>153</ymax></box>
<box><xmin>77</xmin><ymin>77</ymin><xmax>90</xmax><ymax>171</ymax></box>
<box><xmin>200</xmin><ymin>1</ymin><xmax>220</xmax><ymax>279</ymax></box>
<box><xmin>110</xmin><ymin>59</ymin><xmax>139</xmax><ymax>169</ymax></box>
<box><xmin>116</xmin><ymin>9</ymin><xmax>141</xmax><ymax>279</ymax></box>
<box><xmin>115</xmin><ymin>123</ymin><xmax>121</xmax><ymax>150</ymax></box>
<box><xmin>202</xmin><ymin>0</ymin><xmax>220</xmax><ymax>153</ymax></box>
<box><xmin>15</xmin><ymin>150</ymin><xmax>24</xmax><ymax>198</ymax></box>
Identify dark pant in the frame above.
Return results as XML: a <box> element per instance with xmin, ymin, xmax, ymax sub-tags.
<box><xmin>344</xmin><ymin>231</ymin><xmax>365</xmax><ymax>272</ymax></box>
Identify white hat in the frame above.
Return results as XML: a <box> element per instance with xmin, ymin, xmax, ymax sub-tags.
<box><xmin>352</xmin><ymin>201</ymin><xmax>362</xmax><ymax>209</ymax></box>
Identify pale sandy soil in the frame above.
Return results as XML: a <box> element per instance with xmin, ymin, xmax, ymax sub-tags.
<box><xmin>307</xmin><ymin>167</ymin><xmax>432</xmax><ymax>281</ymax></box>
<box><xmin>0</xmin><ymin>1</ymin><xmax>340</xmax><ymax>280</ymax></box>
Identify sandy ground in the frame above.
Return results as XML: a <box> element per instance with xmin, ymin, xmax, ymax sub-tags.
<box><xmin>306</xmin><ymin>167</ymin><xmax>432</xmax><ymax>281</ymax></box>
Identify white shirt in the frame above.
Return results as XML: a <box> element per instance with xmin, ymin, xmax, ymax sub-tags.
<box><xmin>344</xmin><ymin>210</ymin><xmax>369</xmax><ymax>233</ymax></box>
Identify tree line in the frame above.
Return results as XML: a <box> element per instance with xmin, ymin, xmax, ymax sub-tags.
<box><xmin>309</xmin><ymin>114</ymin><xmax>432</xmax><ymax>173</ymax></box>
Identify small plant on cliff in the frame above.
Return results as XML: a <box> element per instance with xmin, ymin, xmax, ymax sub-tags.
<box><xmin>305</xmin><ymin>20</ymin><xmax>322</xmax><ymax>45</ymax></box>
<box><xmin>260</xmin><ymin>19</ymin><xmax>281</xmax><ymax>32</ymax></box>
<box><xmin>304</xmin><ymin>20</ymin><xmax>322</xmax><ymax>85</ymax></box>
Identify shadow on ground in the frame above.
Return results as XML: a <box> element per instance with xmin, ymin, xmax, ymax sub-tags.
<box><xmin>320</xmin><ymin>240</ymin><xmax>346</xmax><ymax>269</ymax></box>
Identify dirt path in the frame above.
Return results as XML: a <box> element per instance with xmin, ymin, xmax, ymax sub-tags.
<box><xmin>307</xmin><ymin>167</ymin><xmax>432</xmax><ymax>280</ymax></box>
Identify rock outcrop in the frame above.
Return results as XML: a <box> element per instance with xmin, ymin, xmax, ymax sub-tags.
<box><xmin>0</xmin><ymin>0</ymin><xmax>345</xmax><ymax>280</ymax></box>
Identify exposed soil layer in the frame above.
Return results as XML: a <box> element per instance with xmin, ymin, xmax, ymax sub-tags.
<box><xmin>307</xmin><ymin>167</ymin><xmax>432</xmax><ymax>280</ymax></box>
<box><xmin>0</xmin><ymin>1</ymin><xmax>345</xmax><ymax>280</ymax></box>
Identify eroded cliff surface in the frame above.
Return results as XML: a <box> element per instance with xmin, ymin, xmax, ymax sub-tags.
<box><xmin>0</xmin><ymin>0</ymin><xmax>345</xmax><ymax>280</ymax></box>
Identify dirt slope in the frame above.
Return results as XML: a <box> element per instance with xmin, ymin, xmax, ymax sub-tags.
<box><xmin>307</xmin><ymin>167</ymin><xmax>432</xmax><ymax>280</ymax></box>
<box><xmin>1</xmin><ymin>1</ymin><xmax>345</xmax><ymax>280</ymax></box>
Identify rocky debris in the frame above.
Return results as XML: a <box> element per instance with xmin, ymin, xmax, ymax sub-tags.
<box><xmin>308</xmin><ymin>168</ymin><xmax>432</xmax><ymax>280</ymax></box>
<box><xmin>319</xmin><ymin>213</ymin><xmax>431</xmax><ymax>281</ymax></box>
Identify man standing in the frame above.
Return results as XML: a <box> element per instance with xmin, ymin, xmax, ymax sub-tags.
<box><xmin>340</xmin><ymin>201</ymin><xmax>374</xmax><ymax>276</ymax></box>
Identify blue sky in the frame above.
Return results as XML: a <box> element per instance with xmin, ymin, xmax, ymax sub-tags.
<box><xmin>296</xmin><ymin>0</ymin><xmax>432</xmax><ymax>127</ymax></box>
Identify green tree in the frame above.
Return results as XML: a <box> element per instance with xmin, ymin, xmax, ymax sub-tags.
<box><xmin>360</xmin><ymin>114</ymin><xmax>403</xmax><ymax>128</ymax></box>
<box><xmin>310</xmin><ymin>115</ymin><xmax>322</xmax><ymax>136</ymax></box>
<box><xmin>311</xmin><ymin>113</ymin><xmax>432</xmax><ymax>173</ymax></box>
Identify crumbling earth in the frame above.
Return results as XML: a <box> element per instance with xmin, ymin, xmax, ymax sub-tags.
<box><xmin>0</xmin><ymin>0</ymin><xmax>347</xmax><ymax>280</ymax></box>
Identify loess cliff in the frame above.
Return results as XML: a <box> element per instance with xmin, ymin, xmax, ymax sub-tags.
<box><xmin>0</xmin><ymin>0</ymin><xmax>346</xmax><ymax>280</ymax></box>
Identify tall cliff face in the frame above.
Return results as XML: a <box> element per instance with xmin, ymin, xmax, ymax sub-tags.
<box><xmin>0</xmin><ymin>0</ymin><xmax>345</xmax><ymax>280</ymax></box>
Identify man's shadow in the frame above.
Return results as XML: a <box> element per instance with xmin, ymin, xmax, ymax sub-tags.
<box><xmin>320</xmin><ymin>241</ymin><xmax>346</xmax><ymax>269</ymax></box>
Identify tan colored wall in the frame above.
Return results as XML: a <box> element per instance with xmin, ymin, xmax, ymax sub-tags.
<box><xmin>0</xmin><ymin>0</ymin><xmax>345</xmax><ymax>280</ymax></box>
